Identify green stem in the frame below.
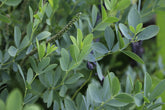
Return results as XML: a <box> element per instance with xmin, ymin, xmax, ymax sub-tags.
<box><xmin>23</xmin><ymin>73</ymin><xmax>39</xmax><ymax>99</ymax></box>
<box><xmin>53</xmin><ymin>71</ymin><xmax>69</xmax><ymax>90</ymax></box>
<box><xmin>71</xmin><ymin>71</ymin><xmax>93</xmax><ymax>100</ymax></box>
<box><xmin>0</xmin><ymin>0</ymin><xmax>7</xmax><ymax>8</ymax></box>
<box><xmin>95</xmin><ymin>97</ymin><xmax>114</xmax><ymax>110</ymax></box>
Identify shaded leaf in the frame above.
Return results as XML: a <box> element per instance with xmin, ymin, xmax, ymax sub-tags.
<box><xmin>122</xmin><ymin>50</ymin><xmax>144</xmax><ymax>64</ymax></box>
<box><xmin>114</xmin><ymin>93</ymin><xmax>134</xmax><ymax>103</ymax></box>
<box><xmin>92</xmin><ymin>5</ymin><xmax>98</xmax><ymax>26</ymax></box>
<box><xmin>144</xmin><ymin>73</ymin><xmax>152</xmax><ymax>97</ymax></box>
<box><xmin>104</xmin><ymin>26</ymin><xmax>115</xmax><ymax>50</ymax></box>
<box><xmin>0</xmin><ymin>14</ymin><xmax>10</xmax><ymax>23</ymax></box>
<box><xmin>27</xmin><ymin>68</ymin><xmax>33</xmax><ymax>84</ymax></box>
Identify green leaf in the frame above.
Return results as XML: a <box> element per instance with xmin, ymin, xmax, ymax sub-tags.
<box><xmin>70</xmin><ymin>45</ymin><xmax>80</xmax><ymax>62</ymax></box>
<box><xmin>134</xmin><ymin>93</ymin><xmax>143</xmax><ymax>107</ymax></box>
<box><xmin>114</xmin><ymin>93</ymin><xmax>134</xmax><ymax>103</ymax></box>
<box><xmin>92</xmin><ymin>42</ymin><xmax>109</xmax><ymax>54</ymax></box>
<box><xmin>53</xmin><ymin>101</ymin><xmax>59</xmax><ymax>110</ymax></box>
<box><xmin>136</xmin><ymin>23</ymin><xmax>143</xmax><ymax>33</ymax></box>
<box><xmin>23</xmin><ymin>104</ymin><xmax>41</xmax><ymax>110</ymax></box>
<box><xmin>101</xmin><ymin>4</ymin><xmax>107</xmax><ymax>20</ymax></box>
<box><xmin>17</xmin><ymin>64</ymin><xmax>26</xmax><ymax>84</ymax></box>
<box><xmin>59</xmin><ymin>85</ymin><xmax>68</xmax><ymax>97</ymax></box>
<box><xmin>46</xmin><ymin>43</ymin><xmax>57</xmax><ymax>56</ymax></box>
<box><xmin>64</xmin><ymin>98</ymin><xmax>77</xmax><ymax>110</ymax></box>
<box><xmin>19</xmin><ymin>35</ymin><xmax>29</xmax><ymax>49</ymax></box>
<box><xmin>125</xmin><ymin>75</ymin><xmax>133</xmax><ymax>93</ymax></box>
<box><xmin>119</xmin><ymin>23</ymin><xmax>133</xmax><ymax>39</ymax></box>
<box><xmin>121</xmin><ymin>50</ymin><xmax>144</xmax><ymax>64</ymax></box>
<box><xmin>65</xmin><ymin>73</ymin><xmax>84</xmax><ymax>84</ymax></box>
<box><xmin>45</xmin><ymin>4</ymin><xmax>52</xmax><ymax>18</ymax></box>
<box><xmin>38</xmin><ymin>57</ymin><xmax>50</xmax><ymax>71</ymax></box>
<box><xmin>93</xmin><ymin>17</ymin><xmax>119</xmax><ymax>31</ymax></box>
<box><xmin>60</xmin><ymin>48</ymin><xmax>70</xmax><ymax>71</ymax></box>
<box><xmin>8</xmin><ymin>46</ymin><xmax>17</xmax><ymax>57</ymax></box>
<box><xmin>104</xmin><ymin>0</ymin><xmax>111</xmax><ymax>10</ymax></box>
<box><xmin>128</xmin><ymin>7</ymin><xmax>141</xmax><ymax>29</ymax></box>
<box><xmin>129</xmin><ymin>25</ymin><xmax>136</xmax><ymax>33</ymax></box>
<box><xmin>0</xmin><ymin>0</ymin><xmax>22</xmax><ymax>6</ymax></box>
<box><xmin>29</xmin><ymin>6</ymin><xmax>33</xmax><ymax>23</ymax></box>
<box><xmin>0</xmin><ymin>51</ymin><xmax>2</xmax><ymax>63</ymax></box>
<box><xmin>111</xmin><ymin>77</ymin><xmax>120</xmax><ymax>96</ymax></box>
<box><xmin>70</xmin><ymin>36</ymin><xmax>78</xmax><ymax>46</ymax></box>
<box><xmin>36</xmin><ymin>31</ymin><xmax>51</xmax><ymax>41</ymax></box>
<box><xmin>87</xmin><ymin>83</ymin><xmax>102</xmax><ymax>103</ymax></box>
<box><xmin>149</xmin><ymin>80</ymin><xmax>165</xmax><ymax>101</ymax></box>
<box><xmin>27</xmin><ymin>22</ymin><xmax>33</xmax><ymax>39</ymax></box>
<box><xmin>92</xmin><ymin>5</ymin><xmax>98</xmax><ymax>27</ymax></box>
<box><xmin>96</xmin><ymin>62</ymin><xmax>104</xmax><ymax>81</ymax></box>
<box><xmin>83</xmin><ymin>34</ymin><xmax>93</xmax><ymax>47</ymax></box>
<box><xmin>29</xmin><ymin>57</ymin><xmax>38</xmax><ymax>73</ymax></box>
<box><xmin>6</xmin><ymin>89</ymin><xmax>23</xmax><ymax>110</ymax></box>
<box><xmin>134</xmin><ymin>80</ymin><xmax>142</xmax><ymax>93</ymax></box>
<box><xmin>43</xmin><ymin>90</ymin><xmax>53</xmax><ymax>108</ymax></box>
<box><xmin>106</xmin><ymin>99</ymin><xmax>128</xmax><ymax>107</ymax></box>
<box><xmin>147</xmin><ymin>103</ymin><xmax>165</xmax><ymax>110</ymax></box>
<box><xmin>144</xmin><ymin>73</ymin><xmax>152</xmax><ymax>97</ymax></box>
<box><xmin>38</xmin><ymin>42</ymin><xmax>46</xmax><ymax>60</ymax></box>
<box><xmin>104</xmin><ymin>26</ymin><xmax>115</xmax><ymax>50</ymax></box>
<box><xmin>137</xmin><ymin>25</ymin><xmax>159</xmax><ymax>40</ymax></box>
<box><xmin>0</xmin><ymin>14</ymin><xmax>10</xmax><ymax>23</ymax></box>
<box><xmin>77</xmin><ymin>29</ymin><xmax>83</xmax><ymax>49</ymax></box>
<box><xmin>0</xmin><ymin>100</ymin><xmax>5</xmax><ymax>110</ymax></box>
<box><xmin>42</xmin><ymin>64</ymin><xmax>57</xmax><ymax>74</ymax></box>
<box><xmin>48</xmin><ymin>0</ymin><xmax>53</xmax><ymax>8</ymax></box>
<box><xmin>110</xmin><ymin>0</ymin><xmax>117</xmax><ymax>10</ymax></box>
<box><xmin>115</xmin><ymin>0</ymin><xmax>131</xmax><ymax>10</ymax></box>
<box><xmin>14</xmin><ymin>26</ymin><xmax>21</xmax><ymax>48</ymax></box>
<box><xmin>27</xmin><ymin>68</ymin><xmax>33</xmax><ymax>84</ymax></box>
<box><xmin>117</xmin><ymin>31</ymin><xmax>125</xmax><ymax>49</ymax></box>
<box><xmin>78</xmin><ymin>45</ymin><xmax>91</xmax><ymax>61</ymax></box>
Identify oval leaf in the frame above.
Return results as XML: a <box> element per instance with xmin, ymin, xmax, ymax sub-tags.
<box><xmin>137</xmin><ymin>25</ymin><xmax>159</xmax><ymax>40</ymax></box>
<box><xmin>6</xmin><ymin>89</ymin><xmax>23</xmax><ymax>110</ymax></box>
<box><xmin>122</xmin><ymin>50</ymin><xmax>144</xmax><ymax>64</ymax></box>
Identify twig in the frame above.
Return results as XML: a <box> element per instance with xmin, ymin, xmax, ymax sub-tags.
<box><xmin>71</xmin><ymin>71</ymin><xmax>93</xmax><ymax>100</ymax></box>
<box><xmin>20</xmin><ymin>12</ymin><xmax>81</xmax><ymax>65</ymax></box>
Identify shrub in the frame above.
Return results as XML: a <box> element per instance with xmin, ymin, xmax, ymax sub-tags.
<box><xmin>0</xmin><ymin>0</ymin><xmax>165</xmax><ymax>110</ymax></box>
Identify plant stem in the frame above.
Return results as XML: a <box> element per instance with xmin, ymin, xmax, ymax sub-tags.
<box><xmin>71</xmin><ymin>71</ymin><xmax>93</xmax><ymax>100</ymax></box>
<box><xmin>53</xmin><ymin>71</ymin><xmax>69</xmax><ymax>90</ymax></box>
<box><xmin>95</xmin><ymin>97</ymin><xmax>114</xmax><ymax>110</ymax></box>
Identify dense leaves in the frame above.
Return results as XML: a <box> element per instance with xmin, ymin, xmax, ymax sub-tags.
<box><xmin>0</xmin><ymin>0</ymin><xmax>164</xmax><ymax>110</ymax></box>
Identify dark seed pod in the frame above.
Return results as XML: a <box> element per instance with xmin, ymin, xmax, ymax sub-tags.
<box><xmin>87</xmin><ymin>62</ymin><xmax>94</xmax><ymax>70</ymax></box>
<box><xmin>131</xmin><ymin>40</ymin><xmax>144</xmax><ymax>66</ymax></box>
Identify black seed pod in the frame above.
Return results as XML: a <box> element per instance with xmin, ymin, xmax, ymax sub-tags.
<box><xmin>87</xmin><ymin>62</ymin><xmax>94</xmax><ymax>70</ymax></box>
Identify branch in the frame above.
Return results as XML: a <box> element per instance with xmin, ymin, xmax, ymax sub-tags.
<box><xmin>20</xmin><ymin>12</ymin><xmax>82</xmax><ymax>65</ymax></box>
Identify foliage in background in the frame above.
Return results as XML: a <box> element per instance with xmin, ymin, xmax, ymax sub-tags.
<box><xmin>0</xmin><ymin>0</ymin><xmax>165</xmax><ymax>110</ymax></box>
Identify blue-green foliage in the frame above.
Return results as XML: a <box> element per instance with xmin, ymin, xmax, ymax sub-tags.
<box><xmin>0</xmin><ymin>0</ymin><xmax>165</xmax><ymax>110</ymax></box>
